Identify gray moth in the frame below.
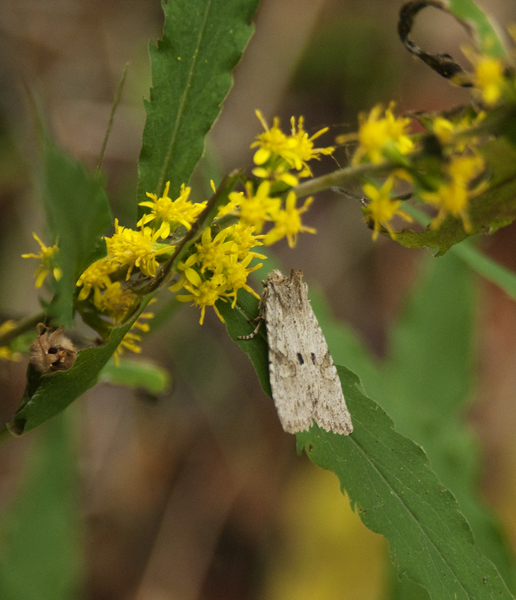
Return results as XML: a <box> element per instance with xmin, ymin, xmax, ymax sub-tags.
<box><xmin>243</xmin><ymin>269</ymin><xmax>353</xmax><ymax>435</ymax></box>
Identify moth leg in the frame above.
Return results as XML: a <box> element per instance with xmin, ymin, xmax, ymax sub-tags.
<box><xmin>238</xmin><ymin>284</ymin><xmax>268</xmax><ymax>341</ymax></box>
<box><xmin>238</xmin><ymin>317</ymin><xmax>263</xmax><ymax>340</ymax></box>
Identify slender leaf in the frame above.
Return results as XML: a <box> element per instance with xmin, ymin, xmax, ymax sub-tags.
<box><xmin>40</xmin><ymin>138</ymin><xmax>112</xmax><ymax>326</ymax></box>
<box><xmin>99</xmin><ymin>357</ymin><xmax>171</xmax><ymax>394</ymax></box>
<box><xmin>137</xmin><ymin>0</ymin><xmax>260</xmax><ymax>209</ymax></box>
<box><xmin>0</xmin><ymin>414</ymin><xmax>82</xmax><ymax>600</ymax></box>
<box><xmin>297</xmin><ymin>367</ymin><xmax>513</xmax><ymax>600</ymax></box>
<box><xmin>9</xmin><ymin>307</ymin><xmax>146</xmax><ymax>435</ymax></box>
<box><xmin>403</xmin><ymin>203</ymin><xmax>516</xmax><ymax>302</ymax></box>
<box><xmin>224</xmin><ymin>263</ymin><xmax>515</xmax><ymax>598</ymax></box>
<box><xmin>217</xmin><ymin>287</ymin><xmax>271</xmax><ymax>396</ymax></box>
<box><xmin>452</xmin><ymin>241</ymin><xmax>516</xmax><ymax>300</ymax></box>
<box><xmin>447</xmin><ymin>0</ymin><xmax>509</xmax><ymax>57</ymax></box>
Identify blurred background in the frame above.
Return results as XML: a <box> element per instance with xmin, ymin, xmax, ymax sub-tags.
<box><xmin>1</xmin><ymin>0</ymin><xmax>516</xmax><ymax>598</ymax></box>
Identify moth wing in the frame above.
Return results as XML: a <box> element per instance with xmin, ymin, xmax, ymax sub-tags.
<box><xmin>267</xmin><ymin>346</ymin><xmax>314</xmax><ymax>433</ymax></box>
<box><xmin>304</xmin><ymin>304</ymin><xmax>353</xmax><ymax>435</ymax></box>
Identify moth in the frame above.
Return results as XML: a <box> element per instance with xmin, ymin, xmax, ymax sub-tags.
<box><xmin>29</xmin><ymin>323</ymin><xmax>77</xmax><ymax>374</ymax></box>
<box><xmin>241</xmin><ymin>269</ymin><xmax>353</xmax><ymax>435</ymax></box>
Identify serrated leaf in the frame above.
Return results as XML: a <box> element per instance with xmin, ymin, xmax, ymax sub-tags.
<box><xmin>396</xmin><ymin>136</ymin><xmax>516</xmax><ymax>255</ymax></box>
<box><xmin>40</xmin><ymin>139</ymin><xmax>112</xmax><ymax>326</ymax></box>
<box><xmin>9</xmin><ymin>309</ymin><xmax>145</xmax><ymax>435</ymax></box>
<box><xmin>297</xmin><ymin>366</ymin><xmax>513</xmax><ymax>600</ymax></box>
<box><xmin>99</xmin><ymin>357</ymin><xmax>171</xmax><ymax>394</ymax></box>
<box><xmin>137</xmin><ymin>0</ymin><xmax>260</xmax><ymax>209</ymax></box>
<box><xmin>0</xmin><ymin>414</ymin><xmax>82</xmax><ymax>600</ymax></box>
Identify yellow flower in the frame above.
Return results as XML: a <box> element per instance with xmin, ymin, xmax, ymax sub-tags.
<box><xmin>192</xmin><ymin>227</ymin><xmax>235</xmax><ymax>274</ymax></box>
<box><xmin>362</xmin><ymin>177</ymin><xmax>412</xmax><ymax>240</ymax></box>
<box><xmin>138</xmin><ymin>181</ymin><xmax>206</xmax><ymax>238</ymax></box>
<box><xmin>93</xmin><ymin>281</ymin><xmax>138</xmax><ymax>320</ymax></box>
<box><xmin>107</xmin><ymin>219</ymin><xmax>172</xmax><ymax>279</ymax></box>
<box><xmin>237</xmin><ymin>181</ymin><xmax>281</xmax><ymax>233</ymax></box>
<box><xmin>250</xmin><ymin>110</ymin><xmax>334</xmax><ymax>182</ymax></box>
<box><xmin>217</xmin><ymin>192</ymin><xmax>242</xmax><ymax>218</ymax></box>
<box><xmin>222</xmin><ymin>253</ymin><xmax>262</xmax><ymax>307</ymax></box>
<box><xmin>286</xmin><ymin>115</ymin><xmax>334</xmax><ymax>175</ymax></box>
<box><xmin>263</xmin><ymin>191</ymin><xmax>316</xmax><ymax>248</ymax></box>
<box><xmin>348</xmin><ymin>103</ymin><xmax>414</xmax><ymax>165</ymax></box>
<box><xmin>0</xmin><ymin>320</ymin><xmax>22</xmax><ymax>362</ymax></box>
<box><xmin>113</xmin><ymin>309</ymin><xmax>154</xmax><ymax>365</ymax></box>
<box><xmin>474</xmin><ymin>55</ymin><xmax>506</xmax><ymax>105</ymax></box>
<box><xmin>76</xmin><ymin>257</ymin><xmax>115</xmax><ymax>301</ymax></box>
<box><xmin>224</xmin><ymin>222</ymin><xmax>266</xmax><ymax>260</ymax></box>
<box><xmin>421</xmin><ymin>154</ymin><xmax>487</xmax><ymax>232</ymax></box>
<box><xmin>176</xmin><ymin>274</ymin><xmax>229</xmax><ymax>324</ymax></box>
<box><xmin>22</xmin><ymin>233</ymin><xmax>62</xmax><ymax>288</ymax></box>
<box><xmin>251</xmin><ymin>111</ymin><xmax>290</xmax><ymax>165</ymax></box>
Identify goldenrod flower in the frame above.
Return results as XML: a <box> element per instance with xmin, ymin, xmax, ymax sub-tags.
<box><xmin>362</xmin><ymin>177</ymin><xmax>412</xmax><ymax>240</ymax></box>
<box><xmin>263</xmin><ymin>192</ymin><xmax>316</xmax><ymax>248</ymax></box>
<box><xmin>76</xmin><ymin>258</ymin><xmax>115</xmax><ymax>302</ymax></box>
<box><xmin>0</xmin><ymin>320</ymin><xmax>22</xmax><ymax>362</ymax></box>
<box><xmin>22</xmin><ymin>233</ymin><xmax>62</xmax><ymax>288</ymax></box>
<box><xmin>421</xmin><ymin>154</ymin><xmax>487</xmax><ymax>232</ymax></box>
<box><xmin>107</xmin><ymin>219</ymin><xmax>172</xmax><ymax>279</ymax></box>
<box><xmin>223</xmin><ymin>253</ymin><xmax>262</xmax><ymax>307</ymax></box>
<box><xmin>138</xmin><ymin>181</ymin><xmax>206</xmax><ymax>238</ymax></box>
<box><xmin>346</xmin><ymin>103</ymin><xmax>414</xmax><ymax>165</ymax></box>
<box><xmin>236</xmin><ymin>181</ymin><xmax>281</xmax><ymax>233</ymax></box>
<box><xmin>93</xmin><ymin>281</ymin><xmax>138</xmax><ymax>320</ymax></box>
<box><xmin>461</xmin><ymin>46</ymin><xmax>509</xmax><ymax>107</ymax></box>
<box><xmin>251</xmin><ymin>110</ymin><xmax>334</xmax><ymax>183</ymax></box>
<box><xmin>192</xmin><ymin>227</ymin><xmax>235</xmax><ymax>274</ymax></box>
<box><xmin>113</xmin><ymin>309</ymin><xmax>155</xmax><ymax>365</ymax></box>
<box><xmin>176</xmin><ymin>274</ymin><xmax>229</xmax><ymax>324</ymax></box>
<box><xmin>224</xmin><ymin>223</ymin><xmax>266</xmax><ymax>260</ymax></box>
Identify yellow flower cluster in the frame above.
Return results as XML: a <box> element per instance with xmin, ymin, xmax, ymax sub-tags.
<box><xmin>23</xmin><ymin>111</ymin><xmax>334</xmax><ymax>347</ymax></box>
<box><xmin>169</xmin><ymin>111</ymin><xmax>334</xmax><ymax>323</ymax></box>
<box><xmin>171</xmin><ymin>223</ymin><xmax>265</xmax><ymax>324</ymax></box>
<box><xmin>341</xmin><ymin>100</ymin><xmax>488</xmax><ymax>239</ymax></box>
<box><xmin>344</xmin><ymin>38</ymin><xmax>516</xmax><ymax>241</ymax></box>
<box><xmin>76</xmin><ymin>218</ymin><xmax>171</xmax><ymax>321</ymax></box>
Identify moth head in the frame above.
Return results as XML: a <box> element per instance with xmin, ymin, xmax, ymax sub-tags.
<box><xmin>29</xmin><ymin>323</ymin><xmax>77</xmax><ymax>374</ymax></box>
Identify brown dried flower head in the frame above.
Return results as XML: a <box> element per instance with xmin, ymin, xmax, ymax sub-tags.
<box><xmin>29</xmin><ymin>323</ymin><xmax>77</xmax><ymax>374</ymax></box>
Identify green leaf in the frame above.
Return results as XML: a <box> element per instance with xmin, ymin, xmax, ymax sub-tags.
<box><xmin>99</xmin><ymin>357</ymin><xmax>171</xmax><ymax>394</ymax></box>
<box><xmin>137</xmin><ymin>0</ymin><xmax>260</xmax><ymax>209</ymax></box>
<box><xmin>452</xmin><ymin>241</ymin><xmax>516</xmax><ymax>300</ymax></box>
<box><xmin>297</xmin><ymin>366</ymin><xmax>513</xmax><ymax>600</ymax></box>
<box><xmin>9</xmin><ymin>308</ymin><xmax>145</xmax><ymax>435</ymax></box>
<box><xmin>396</xmin><ymin>136</ymin><xmax>516</xmax><ymax>255</ymax></box>
<box><xmin>447</xmin><ymin>0</ymin><xmax>509</xmax><ymax>58</ymax></box>
<box><xmin>382</xmin><ymin>253</ymin><xmax>516</xmax><ymax>589</ymax></box>
<box><xmin>312</xmin><ymin>253</ymin><xmax>516</xmax><ymax>591</ymax></box>
<box><xmin>40</xmin><ymin>138</ymin><xmax>112</xmax><ymax>326</ymax></box>
<box><xmin>400</xmin><ymin>202</ymin><xmax>516</xmax><ymax>303</ymax></box>
<box><xmin>217</xmin><ymin>287</ymin><xmax>271</xmax><ymax>397</ymax></box>
<box><xmin>0</xmin><ymin>414</ymin><xmax>82</xmax><ymax>600</ymax></box>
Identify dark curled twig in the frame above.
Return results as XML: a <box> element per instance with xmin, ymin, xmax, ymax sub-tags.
<box><xmin>398</xmin><ymin>0</ymin><xmax>473</xmax><ymax>86</ymax></box>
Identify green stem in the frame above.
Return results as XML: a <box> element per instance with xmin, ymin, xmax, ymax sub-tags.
<box><xmin>0</xmin><ymin>311</ymin><xmax>45</xmax><ymax>347</ymax></box>
<box><xmin>293</xmin><ymin>160</ymin><xmax>399</xmax><ymax>198</ymax></box>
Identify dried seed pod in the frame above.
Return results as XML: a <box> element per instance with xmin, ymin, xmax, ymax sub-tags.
<box><xmin>29</xmin><ymin>323</ymin><xmax>77</xmax><ymax>374</ymax></box>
